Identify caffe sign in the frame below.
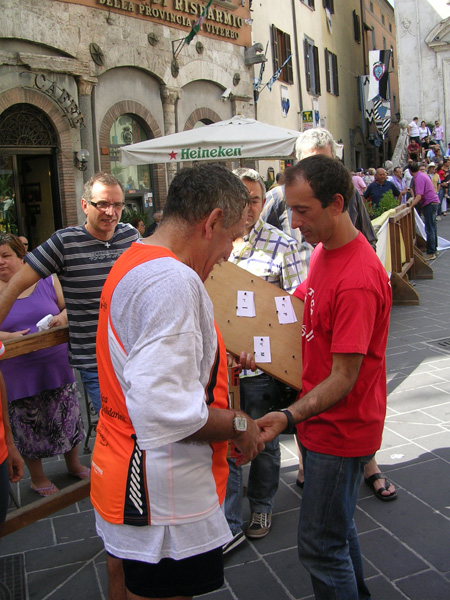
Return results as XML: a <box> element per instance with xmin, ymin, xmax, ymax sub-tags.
<box><xmin>21</xmin><ymin>72</ymin><xmax>84</xmax><ymax>128</ymax></box>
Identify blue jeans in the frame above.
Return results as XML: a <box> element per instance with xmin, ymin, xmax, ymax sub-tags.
<box><xmin>225</xmin><ymin>374</ymin><xmax>280</xmax><ymax>535</ymax></box>
<box><xmin>298</xmin><ymin>444</ymin><xmax>373</xmax><ymax>600</ymax></box>
<box><xmin>78</xmin><ymin>368</ymin><xmax>101</xmax><ymax>414</ymax></box>
<box><xmin>422</xmin><ymin>202</ymin><xmax>439</xmax><ymax>255</ymax></box>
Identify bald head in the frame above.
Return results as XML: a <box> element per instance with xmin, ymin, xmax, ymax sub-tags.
<box><xmin>375</xmin><ymin>169</ymin><xmax>387</xmax><ymax>185</ymax></box>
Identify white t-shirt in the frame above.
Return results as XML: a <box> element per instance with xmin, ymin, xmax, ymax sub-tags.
<box><xmin>95</xmin><ymin>257</ymin><xmax>232</xmax><ymax>563</ymax></box>
<box><xmin>409</xmin><ymin>120</ymin><xmax>420</xmax><ymax>137</ymax></box>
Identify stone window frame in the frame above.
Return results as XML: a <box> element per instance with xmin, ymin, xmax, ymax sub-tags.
<box><xmin>183</xmin><ymin>108</ymin><xmax>222</xmax><ymax>131</ymax></box>
<box><xmin>99</xmin><ymin>101</ymin><xmax>166</xmax><ymax>205</ymax></box>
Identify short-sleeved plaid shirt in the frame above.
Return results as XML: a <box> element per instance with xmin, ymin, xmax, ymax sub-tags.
<box><xmin>230</xmin><ymin>216</ymin><xmax>305</xmax><ymax>377</ymax></box>
<box><xmin>229</xmin><ymin>216</ymin><xmax>305</xmax><ymax>292</ymax></box>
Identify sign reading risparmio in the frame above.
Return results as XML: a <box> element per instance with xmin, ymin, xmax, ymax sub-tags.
<box><xmin>86</xmin><ymin>0</ymin><xmax>248</xmax><ymax>43</ymax></box>
<box><xmin>170</xmin><ymin>146</ymin><xmax>243</xmax><ymax>160</ymax></box>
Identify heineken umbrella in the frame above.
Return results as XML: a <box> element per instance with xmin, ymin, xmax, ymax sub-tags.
<box><xmin>120</xmin><ymin>115</ymin><xmax>300</xmax><ymax>166</ymax></box>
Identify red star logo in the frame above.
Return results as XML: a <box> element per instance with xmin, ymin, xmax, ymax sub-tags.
<box><xmin>169</xmin><ymin>150</ymin><xmax>177</xmax><ymax>160</ymax></box>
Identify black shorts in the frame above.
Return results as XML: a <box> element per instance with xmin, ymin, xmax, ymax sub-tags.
<box><xmin>121</xmin><ymin>547</ymin><xmax>224</xmax><ymax>598</ymax></box>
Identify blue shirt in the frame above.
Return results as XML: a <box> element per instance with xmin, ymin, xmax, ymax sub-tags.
<box><xmin>363</xmin><ymin>180</ymin><xmax>400</xmax><ymax>208</ymax></box>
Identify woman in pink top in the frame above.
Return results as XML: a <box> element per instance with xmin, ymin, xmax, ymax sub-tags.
<box><xmin>352</xmin><ymin>169</ymin><xmax>367</xmax><ymax>195</ymax></box>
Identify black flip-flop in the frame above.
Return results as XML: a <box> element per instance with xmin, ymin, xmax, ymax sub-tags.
<box><xmin>364</xmin><ymin>472</ymin><xmax>397</xmax><ymax>502</ymax></box>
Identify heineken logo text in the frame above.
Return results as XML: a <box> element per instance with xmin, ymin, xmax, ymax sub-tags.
<box><xmin>179</xmin><ymin>146</ymin><xmax>242</xmax><ymax>160</ymax></box>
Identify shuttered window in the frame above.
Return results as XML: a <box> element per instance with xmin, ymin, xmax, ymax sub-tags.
<box><xmin>325</xmin><ymin>49</ymin><xmax>339</xmax><ymax>96</ymax></box>
<box><xmin>304</xmin><ymin>38</ymin><xmax>321</xmax><ymax>96</ymax></box>
<box><xmin>323</xmin><ymin>0</ymin><xmax>334</xmax><ymax>14</ymax></box>
<box><xmin>271</xmin><ymin>25</ymin><xmax>294</xmax><ymax>85</ymax></box>
<box><xmin>353</xmin><ymin>10</ymin><xmax>361</xmax><ymax>43</ymax></box>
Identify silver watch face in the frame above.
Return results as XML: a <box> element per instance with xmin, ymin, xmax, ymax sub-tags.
<box><xmin>234</xmin><ymin>415</ymin><xmax>247</xmax><ymax>432</ymax></box>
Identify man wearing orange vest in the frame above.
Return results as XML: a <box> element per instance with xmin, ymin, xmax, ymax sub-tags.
<box><xmin>91</xmin><ymin>164</ymin><xmax>264</xmax><ymax>600</ymax></box>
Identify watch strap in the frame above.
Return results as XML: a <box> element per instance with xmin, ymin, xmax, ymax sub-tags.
<box><xmin>275</xmin><ymin>409</ymin><xmax>296</xmax><ymax>435</ymax></box>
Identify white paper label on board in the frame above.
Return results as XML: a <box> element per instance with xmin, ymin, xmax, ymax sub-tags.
<box><xmin>275</xmin><ymin>296</ymin><xmax>297</xmax><ymax>324</ymax></box>
<box><xmin>236</xmin><ymin>290</ymin><xmax>256</xmax><ymax>317</ymax></box>
<box><xmin>254</xmin><ymin>336</ymin><xmax>271</xmax><ymax>363</ymax></box>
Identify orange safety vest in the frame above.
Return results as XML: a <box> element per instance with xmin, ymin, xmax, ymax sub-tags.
<box><xmin>90</xmin><ymin>244</ymin><xmax>230</xmax><ymax>525</ymax></box>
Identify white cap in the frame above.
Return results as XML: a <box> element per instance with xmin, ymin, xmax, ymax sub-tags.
<box><xmin>428</xmin><ymin>162</ymin><xmax>436</xmax><ymax>167</ymax></box>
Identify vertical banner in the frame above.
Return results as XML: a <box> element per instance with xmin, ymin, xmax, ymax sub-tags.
<box><xmin>361</xmin><ymin>74</ymin><xmax>391</xmax><ymax>139</ymax></box>
<box><xmin>368</xmin><ymin>50</ymin><xmax>391</xmax><ymax>101</ymax></box>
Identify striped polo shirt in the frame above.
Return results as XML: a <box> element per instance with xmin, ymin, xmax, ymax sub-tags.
<box><xmin>25</xmin><ymin>223</ymin><xmax>138</xmax><ymax>370</ymax></box>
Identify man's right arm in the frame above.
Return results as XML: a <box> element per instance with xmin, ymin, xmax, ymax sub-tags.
<box><xmin>187</xmin><ymin>406</ymin><xmax>264</xmax><ymax>466</ymax></box>
<box><xmin>257</xmin><ymin>352</ymin><xmax>364</xmax><ymax>442</ymax></box>
<box><xmin>0</xmin><ymin>264</ymin><xmax>41</xmax><ymax>325</ymax></box>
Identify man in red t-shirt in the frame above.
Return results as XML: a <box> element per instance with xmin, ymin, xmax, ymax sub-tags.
<box><xmin>258</xmin><ymin>155</ymin><xmax>392</xmax><ymax>600</ymax></box>
<box><xmin>408</xmin><ymin>140</ymin><xmax>420</xmax><ymax>162</ymax></box>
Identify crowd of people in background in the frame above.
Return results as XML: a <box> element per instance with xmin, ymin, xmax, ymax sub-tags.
<box><xmin>350</xmin><ymin>115</ymin><xmax>448</xmax><ymax>261</ymax></box>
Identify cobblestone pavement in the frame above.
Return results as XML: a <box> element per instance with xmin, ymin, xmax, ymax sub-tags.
<box><xmin>1</xmin><ymin>217</ymin><xmax>450</xmax><ymax>600</ymax></box>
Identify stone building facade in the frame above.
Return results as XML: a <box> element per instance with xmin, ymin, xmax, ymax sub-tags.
<box><xmin>251</xmin><ymin>0</ymin><xmax>368</xmax><ymax>176</ymax></box>
<box><xmin>0</xmin><ymin>0</ymin><xmax>254</xmax><ymax>247</ymax></box>
<box><xmin>395</xmin><ymin>0</ymin><xmax>450</xmax><ymax>146</ymax></box>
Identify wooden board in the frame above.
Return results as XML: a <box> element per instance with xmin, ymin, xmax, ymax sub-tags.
<box><xmin>0</xmin><ymin>326</ymin><xmax>69</xmax><ymax>361</ymax></box>
<box><xmin>1</xmin><ymin>480</ymin><xmax>90</xmax><ymax>537</ymax></box>
<box><xmin>205</xmin><ymin>261</ymin><xmax>303</xmax><ymax>391</ymax></box>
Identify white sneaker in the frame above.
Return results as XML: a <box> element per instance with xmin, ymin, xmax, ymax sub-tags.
<box><xmin>246</xmin><ymin>512</ymin><xmax>272</xmax><ymax>539</ymax></box>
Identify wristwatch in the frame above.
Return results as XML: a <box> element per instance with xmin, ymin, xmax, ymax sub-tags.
<box><xmin>275</xmin><ymin>409</ymin><xmax>297</xmax><ymax>435</ymax></box>
<box><xmin>233</xmin><ymin>413</ymin><xmax>247</xmax><ymax>434</ymax></box>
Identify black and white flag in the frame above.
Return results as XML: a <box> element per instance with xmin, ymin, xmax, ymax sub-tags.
<box><xmin>368</xmin><ymin>50</ymin><xmax>391</xmax><ymax>101</ymax></box>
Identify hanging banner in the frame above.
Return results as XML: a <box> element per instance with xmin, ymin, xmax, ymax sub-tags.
<box><xmin>361</xmin><ymin>74</ymin><xmax>391</xmax><ymax>139</ymax></box>
<box><xmin>367</xmin><ymin>50</ymin><xmax>391</xmax><ymax>101</ymax></box>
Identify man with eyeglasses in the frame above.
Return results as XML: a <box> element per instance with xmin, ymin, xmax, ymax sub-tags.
<box><xmin>0</xmin><ymin>173</ymin><xmax>138</xmax><ymax>413</ymax></box>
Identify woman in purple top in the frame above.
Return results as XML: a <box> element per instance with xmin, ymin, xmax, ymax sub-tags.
<box><xmin>0</xmin><ymin>234</ymin><xmax>87</xmax><ymax>496</ymax></box>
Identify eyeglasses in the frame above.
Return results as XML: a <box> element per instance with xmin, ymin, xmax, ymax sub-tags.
<box><xmin>88</xmin><ymin>200</ymin><xmax>125</xmax><ymax>211</ymax></box>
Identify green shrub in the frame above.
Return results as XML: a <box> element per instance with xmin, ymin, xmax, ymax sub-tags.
<box><xmin>365</xmin><ymin>189</ymin><xmax>399</xmax><ymax>219</ymax></box>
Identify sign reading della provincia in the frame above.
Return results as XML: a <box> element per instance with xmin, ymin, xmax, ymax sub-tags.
<box><xmin>56</xmin><ymin>0</ymin><xmax>250</xmax><ymax>46</ymax></box>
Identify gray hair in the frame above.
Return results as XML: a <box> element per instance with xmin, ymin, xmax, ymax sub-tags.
<box><xmin>163</xmin><ymin>164</ymin><xmax>249</xmax><ymax>229</ymax></box>
<box><xmin>82</xmin><ymin>172</ymin><xmax>124</xmax><ymax>202</ymax></box>
<box><xmin>295</xmin><ymin>128</ymin><xmax>337</xmax><ymax>161</ymax></box>
<box><xmin>232</xmin><ymin>168</ymin><xmax>266</xmax><ymax>199</ymax></box>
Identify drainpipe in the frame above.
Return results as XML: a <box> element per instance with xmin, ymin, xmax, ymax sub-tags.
<box><xmin>291</xmin><ymin>0</ymin><xmax>303</xmax><ymax>118</ymax></box>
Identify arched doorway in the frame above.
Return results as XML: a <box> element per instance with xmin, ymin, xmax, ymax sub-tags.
<box><xmin>0</xmin><ymin>103</ymin><xmax>61</xmax><ymax>249</ymax></box>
